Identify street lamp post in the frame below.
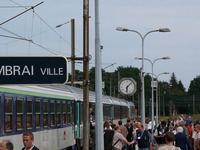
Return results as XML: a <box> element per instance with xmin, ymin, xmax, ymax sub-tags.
<box><xmin>135</xmin><ymin>57</ymin><xmax>170</xmax><ymax>133</ymax></box>
<box><xmin>56</xmin><ymin>19</ymin><xmax>75</xmax><ymax>86</ymax></box>
<box><xmin>155</xmin><ymin>72</ymin><xmax>170</xmax><ymax>125</ymax></box>
<box><xmin>116</xmin><ymin>27</ymin><xmax>170</xmax><ymax>127</ymax></box>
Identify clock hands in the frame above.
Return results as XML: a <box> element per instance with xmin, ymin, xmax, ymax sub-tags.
<box><xmin>126</xmin><ymin>82</ymin><xmax>133</xmax><ymax>92</ymax></box>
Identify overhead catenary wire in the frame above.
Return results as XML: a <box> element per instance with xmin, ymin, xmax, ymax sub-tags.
<box><xmin>0</xmin><ymin>34</ymin><xmax>32</xmax><ymax>42</ymax></box>
<box><xmin>1</xmin><ymin>1</ymin><xmax>84</xmax><ymax>57</ymax></box>
<box><xmin>0</xmin><ymin>3</ymin><xmax>70</xmax><ymax>56</ymax></box>
<box><xmin>0</xmin><ymin>1</ymin><xmax>93</xmax><ymax>70</ymax></box>
<box><xmin>2</xmin><ymin>1</ymin><xmax>80</xmax><ymax>55</ymax></box>
<box><xmin>34</xmin><ymin>12</ymin><xmax>84</xmax><ymax>55</ymax></box>
<box><xmin>0</xmin><ymin>6</ymin><xmax>32</xmax><ymax>8</ymax></box>
<box><xmin>0</xmin><ymin>26</ymin><xmax>31</xmax><ymax>41</ymax></box>
<box><xmin>0</xmin><ymin>2</ymin><xmax>44</xmax><ymax>26</ymax></box>
<box><xmin>8</xmin><ymin>0</ymin><xmax>32</xmax><ymax>9</ymax></box>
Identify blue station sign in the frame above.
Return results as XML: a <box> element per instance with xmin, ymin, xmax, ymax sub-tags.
<box><xmin>0</xmin><ymin>56</ymin><xmax>68</xmax><ymax>84</ymax></box>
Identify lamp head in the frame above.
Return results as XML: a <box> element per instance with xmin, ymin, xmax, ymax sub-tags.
<box><xmin>116</xmin><ymin>27</ymin><xmax>129</xmax><ymax>31</ymax></box>
<box><xmin>164</xmin><ymin>72</ymin><xmax>170</xmax><ymax>74</ymax></box>
<box><xmin>56</xmin><ymin>24</ymin><xmax>62</xmax><ymax>28</ymax></box>
<box><xmin>158</xmin><ymin>28</ymin><xmax>171</xmax><ymax>32</ymax></box>
<box><xmin>135</xmin><ymin>57</ymin><xmax>142</xmax><ymax>60</ymax></box>
<box><xmin>162</xmin><ymin>56</ymin><xmax>171</xmax><ymax>60</ymax></box>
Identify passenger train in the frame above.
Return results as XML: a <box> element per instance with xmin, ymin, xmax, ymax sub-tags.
<box><xmin>0</xmin><ymin>85</ymin><xmax>134</xmax><ymax>150</ymax></box>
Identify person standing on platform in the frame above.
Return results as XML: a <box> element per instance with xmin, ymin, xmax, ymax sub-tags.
<box><xmin>194</xmin><ymin>124</ymin><xmax>200</xmax><ymax>150</ymax></box>
<box><xmin>112</xmin><ymin>126</ymin><xmax>133</xmax><ymax>150</ymax></box>
<box><xmin>134</xmin><ymin>123</ymin><xmax>153</xmax><ymax>150</ymax></box>
<box><xmin>154</xmin><ymin>120</ymin><xmax>169</xmax><ymax>145</ymax></box>
<box><xmin>0</xmin><ymin>140</ymin><xmax>14</xmax><ymax>150</ymax></box>
<box><xmin>158</xmin><ymin>132</ymin><xmax>180</xmax><ymax>150</ymax></box>
<box><xmin>175</xmin><ymin>127</ymin><xmax>190</xmax><ymax>150</ymax></box>
<box><xmin>22</xmin><ymin>132</ymin><xmax>40</xmax><ymax>150</ymax></box>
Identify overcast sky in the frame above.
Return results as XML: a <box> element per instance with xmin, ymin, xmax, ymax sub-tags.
<box><xmin>0</xmin><ymin>0</ymin><xmax>200</xmax><ymax>90</ymax></box>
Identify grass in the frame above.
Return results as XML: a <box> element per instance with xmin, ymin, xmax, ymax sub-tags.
<box><xmin>159</xmin><ymin>114</ymin><xmax>200</xmax><ymax>120</ymax></box>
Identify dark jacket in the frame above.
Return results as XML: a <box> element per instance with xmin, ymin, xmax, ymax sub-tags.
<box><xmin>175</xmin><ymin>132</ymin><xmax>190</xmax><ymax>150</ymax></box>
<box><xmin>155</xmin><ymin>125</ymin><xmax>169</xmax><ymax>144</ymax></box>
<box><xmin>136</xmin><ymin>130</ymin><xmax>151</xmax><ymax>148</ymax></box>
<box><xmin>22</xmin><ymin>146</ymin><xmax>40</xmax><ymax>150</ymax></box>
<box><xmin>104</xmin><ymin>129</ymin><xmax>114</xmax><ymax>150</ymax></box>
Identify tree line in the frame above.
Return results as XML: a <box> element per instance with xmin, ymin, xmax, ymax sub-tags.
<box><xmin>68</xmin><ymin>66</ymin><xmax>200</xmax><ymax>116</ymax></box>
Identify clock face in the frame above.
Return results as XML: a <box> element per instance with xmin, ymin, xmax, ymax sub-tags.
<box><xmin>118</xmin><ymin>78</ymin><xmax>136</xmax><ymax>95</ymax></box>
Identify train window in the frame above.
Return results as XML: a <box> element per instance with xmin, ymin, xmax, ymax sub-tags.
<box><xmin>56</xmin><ymin>101</ymin><xmax>61</xmax><ymax>126</ymax></box>
<box><xmin>114</xmin><ymin>106</ymin><xmax>120</xmax><ymax>119</ymax></box>
<box><xmin>89</xmin><ymin>103</ymin><xmax>95</xmax><ymax>121</ymax></box>
<box><xmin>16</xmin><ymin>98</ymin><xmax>24</xmax><ymax>131</ymax></box>
<box><xmin>103</xmin><ymin>105</ymin><xmax>111</xmax><ymax>121</ymax></box>
<box><xmin>67</xmin><ymin>101</ymin><xmax>73</xmax><ymax>124</ymax></box>
<box><xmin>27</xmin><ymin>99</ymin><xmax>33</xmax><ymax>129</ymax></box>
<box><xmin>50</xmin><ymin>100</ymin><xmax>55</xmax><ymax>127</ymax></box>
<box><xmin>130</xmin><ymin>106</ymin><xmax>135</xmax><ymax>118</ymax></box>
<box><xmin>121</xmin><ymin>106</ymin><xmax>128</xmax><ymax>119</ymax></box>
<box><xmin>36</xmin><ymin>99</ymin><xmax>41</xmax><ymax>128</ymax></box>
<box><xmin>5</xmin><ymin>97</ymin><xmax>13</xmax><ymax>132</ymax></box>
<box><xmin>43</xmin><ymin>100</ymin><xmax>48</xmax><ymax>128</ymax></box>
<box><xmin>62</xmin><ymin>101</ymin><xmax>66</xmax><ymax>125</ymax></box>
<box><xmin>71</xmin><ymin>102</ymin><xmax>74</xmax><ymax>123</ymax></box>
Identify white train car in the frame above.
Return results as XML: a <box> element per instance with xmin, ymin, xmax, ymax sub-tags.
<box><xmin>0</xmin><ymin>85</ymin><xmax>76</xmax><ymax>150</ymax></box>
<box><xmin>0</xmin><ymin>85</ymin><xmax>135</xmax><ymax>150</ymax></box>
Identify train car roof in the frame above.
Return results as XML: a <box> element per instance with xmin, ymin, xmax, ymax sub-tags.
<box><xmin>66</xmin><ymin>86</ymin><xmax>113</xmax><ymax>104</ymax></box>
<box><xmin>110</xmin><ymin>97</ymin><xmax>128</xmax><ymax>106</ymax></box>
<box><xmin>0</xmin><ymin>85</ymin><xmax>75</xmax><ymax>100</ymax></box>
<box><xmin>0</xmin><ymin>85</ymin><xmax>132</xmax><ymax>105</ymax></box>
<box><xmin>66</xmin><ymin>86</ymin><xmax>130</xmax><ymax>105</ymax></box>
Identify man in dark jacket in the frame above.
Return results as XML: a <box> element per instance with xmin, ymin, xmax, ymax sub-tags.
<box><xmin>154</xmin><ymin>120</ymin><xmax>169</xmax><ymax>145</ymax></box>
<box><xmin>175</xmin><ymin>127</ymin><xmax>190</xmax><ymax>150</ymax></box>
<box><xmin>22</xmin><ymin>132</ymin><xmax>40</xmax><ymax>150</ymax></box>
<box><xmin>134</xmin><ymin>123</ymin><xmax>153</xmax><ymax>150</ymax></box>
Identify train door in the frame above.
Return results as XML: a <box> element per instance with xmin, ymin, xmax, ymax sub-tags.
<box><xmin>75</xmin><ymin>101</ymin><xmax>83</xmax><ymax>149</ymax></box>
<box><xmin>75</xmin><ymin>101</ymin><xmax>81</xmax><ymax>139</ymax></box>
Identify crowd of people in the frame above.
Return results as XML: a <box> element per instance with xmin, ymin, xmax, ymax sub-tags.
<box><xmin>0</xmin><ymin>131</ymin><xmax>39</xmax><ymax>150</ymax></box>
<box><xmin>103</xmin><ymin>115</ymin><xmax>200</xmax><ymax>150</ymax></box>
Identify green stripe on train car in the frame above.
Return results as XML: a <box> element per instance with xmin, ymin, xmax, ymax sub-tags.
<box><xmin>0</xmin><ymin>87</ymin><xmax>74</xmax><ymax>100</ymax></box>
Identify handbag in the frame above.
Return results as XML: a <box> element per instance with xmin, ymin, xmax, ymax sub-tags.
<box><xmin>112</xmin><ymin>139</ymin><xmax>120</xmax><ymax>150</ymax></box>
<box><xmin>195</xmin><ymin>139</ymin><xmax>200</xmax><ymax>150</ymax></box>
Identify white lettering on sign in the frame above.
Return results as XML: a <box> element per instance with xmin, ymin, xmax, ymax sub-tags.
<box><xmin>0</xmin><ymin>65</ymin><xmax>34</xmax><ymax>76</ymax></box>
<box><xmin>40</xmin><ymin>68</ymin><xmax>64</xmax><ymax>75</ymax></box>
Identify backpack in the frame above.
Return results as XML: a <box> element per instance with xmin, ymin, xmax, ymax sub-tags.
<box><xmin>104</xmin><ymin>130</ymin><xmax>114</xmax><ymax>150</ymax></box>
<box><xmin>137</xmin><ymin>130</ymin><xmax>150</xmax><ymax>148</ymax></box>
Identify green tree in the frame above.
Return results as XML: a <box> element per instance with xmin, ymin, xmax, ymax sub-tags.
<box><xmin>169</xmin><ymin>72</ymin><xmax>185</xmax><ymax>96</ymax></box>
<box><xmin>188</xmin><ymin>75</ymin><xmax>200</xmax><ymax>95</ymax></box>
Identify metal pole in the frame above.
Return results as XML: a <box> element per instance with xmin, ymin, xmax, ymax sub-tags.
<box><xmin>110</xmin><ymin>79</ymin><xmax>112</xmax><ymax>96</ymax></box>
<box><xmin>151</xmin><ymin>63</ymin><xmax>154</xmax><ymax>133</ymax></box>
<box><xmin>141</xmin><ymin>38</ymin><xmax>145</xmax><ymax>127</ymax></box>
<box><xmin>71</xmin><ymin>19</ymin><xmax>75</xmax><ymax>86</ymax></box>
<box><xmin>156</xmin><ymin>84</ymin><xmax>158</xmax><ymax>125</ymax></box>
<box><xmin>193</xmin><ymin>95</ymin><xmax>195</xmax><ymax>114</ymax></box>
<box><xmin>83</xmin><ymin>0</ymin><xmax>90</xmax><ymax>149</ymax></box>
<box><xmin>95</xmin><ymin>0</ymin><xmax>104</xmax><ymax>149</ymax></box>
<box><xmin>116</xmin><ymin>27</ymin><xmax>170</xmax><ymax>127</ymax></box>
<box><xmin>163</xmin><ymin>91</ymin><xmax>165</xmax><ymax>116</ymax></box>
